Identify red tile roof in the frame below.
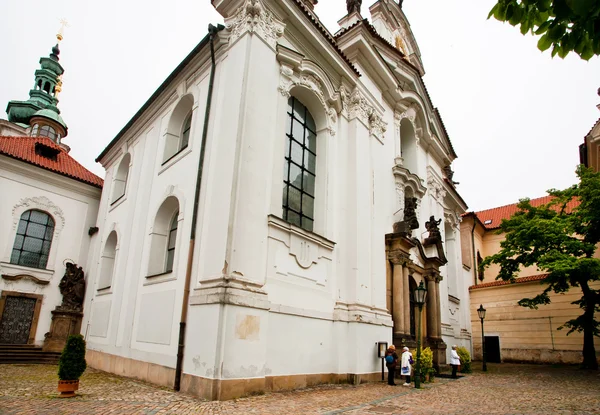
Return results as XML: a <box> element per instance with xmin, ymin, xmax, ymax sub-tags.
<box><xmin>474</xmin><ymin>195</ymin><xmax>579</xmax><ymax>230</ymax></box>
<box><xmin>469</xmin><ymin>273</ymin><xmax>548</xmax><ymax>290</ymax></box>
<box><xmin>0</xmin><ymin>136</ymin><xmax>103</xmax><ymax>188</ymax></box>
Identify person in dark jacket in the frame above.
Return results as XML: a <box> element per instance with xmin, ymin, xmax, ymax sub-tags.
<box><xmin>385</xmin><ymin>345</ymin><xmax>399</xmax><ymax>385</ymax></box>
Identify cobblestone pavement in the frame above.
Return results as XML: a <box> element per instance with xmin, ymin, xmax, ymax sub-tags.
<box><xmin>1</xmin><ymin>363</ymin><xmax>599</xmax><ymax>414</ymax></box>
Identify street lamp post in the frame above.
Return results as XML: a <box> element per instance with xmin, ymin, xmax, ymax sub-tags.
<box><xmin>477</xmin><ymin>304</ymin><xmax>487</xmax><ymax>372</ymax></box>
<box><xmin>413</xmin><ymin>281</ymin><xmax>427</xmax><ymax>388</ymax></box>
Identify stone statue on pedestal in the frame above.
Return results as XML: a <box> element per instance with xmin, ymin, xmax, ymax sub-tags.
<box><xmin>58</xmin><ymin>262</ymin><xmax>85</xmax><ymax>312</ymax></box>
<box><xmin>346</xmin><ymin>0</ymin><xmax>362</xmax><ymax>14</ymax></box>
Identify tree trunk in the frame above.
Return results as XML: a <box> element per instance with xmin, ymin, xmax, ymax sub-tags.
<box><xmin>580</xmin><ymin>282</ymin><xmax>598</xmax><ymax>370</ymax></box>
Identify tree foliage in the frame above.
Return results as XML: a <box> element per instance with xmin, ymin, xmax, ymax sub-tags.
<box><xmin>488</xmin><ymin>0</ymin><xmax>600</xmax><ymax>60</ymax></box>
<box><xmin>58</xmin><ymin>334</ymin><xmax>87</xmax><ymax>381</ymax></box>
<box><xmin>482</xmin><ymin>166</ymin><xmax>600</xmax><ymax>369</ymax></box>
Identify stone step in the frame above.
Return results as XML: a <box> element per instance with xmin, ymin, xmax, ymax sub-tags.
<box><xmin>0</xmin><ymin>344</ymin><xmax>60</xmax><ymax>364</ymax></box>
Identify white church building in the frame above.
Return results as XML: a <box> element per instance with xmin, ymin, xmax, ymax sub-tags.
<box><xmin>82</xmin><ymin>0</ymin><xmax>473</xmax><ymax>400</ymax></box>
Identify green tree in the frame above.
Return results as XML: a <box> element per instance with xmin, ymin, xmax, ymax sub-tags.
<box><xmin>488</xmin><ymin>0</ymin><xmax>600</xmax><ymax>60</ymax></box>
<box><xmin>482</xmin><ymin>166</ymin><xmax>600</xmax><ymax>369</ymax></box>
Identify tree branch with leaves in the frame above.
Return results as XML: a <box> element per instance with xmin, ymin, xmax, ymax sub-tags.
<box><xmin>488</xmin><ymin>0</ymin><xmax>600</xmax><ymax>60</ymax></box>
<box><xmin>482</xmin><ymin>165</ymin><xmax>600</xmax><ymax>369</ymax></box>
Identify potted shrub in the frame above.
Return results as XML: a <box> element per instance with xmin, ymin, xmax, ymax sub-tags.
<box><xmin>57</xmin><ymin>334</ymin><xmax>87</xmax><ymax>397</ymax></box>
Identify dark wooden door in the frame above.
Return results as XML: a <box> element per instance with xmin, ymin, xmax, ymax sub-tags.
<box><xmin>0</xmin><ymin>295</ymin><xmax>37</xmax><ymax>344</ymax></box>
<box><xmin>485</xmin><ymin>336</ymin><xmax>501</xmax><ymax>363</ymax></box>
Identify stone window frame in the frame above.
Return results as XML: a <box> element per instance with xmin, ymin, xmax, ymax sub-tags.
<box><xmin>1</xmin><ymin>196</ymin><xmax>65</xmax><ymax>278</ymax></box>
<box><xmin>10</xmin><ymin>209</ymin><xmax>55</xmax><ymax>270</ymax></box>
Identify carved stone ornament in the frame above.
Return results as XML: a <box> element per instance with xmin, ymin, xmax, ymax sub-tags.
<box><xmin>12</xmin><ymin>196</ymin><xmax>65</xmax><ymax>234</ymax></box>
<box><xmin>343</xmin><ymin>89</ymin><xmax>387</xmax><ymax>140</ymax></box>
<box><xmin>444</xmin><ymin>211</ymin><xmax>461</xmax><ymax>230</ymax></box>
<box><xmin>58</xmin><ymin>262</ymin><xmax>86</xmax><ymax>312</ymax></box>
<box><xmin>226</xmin><ymin>0</ymin><xmax>285</xmax><ymax>50</ymax></box>
<box><xmin>279</xmin><ymin>65</ymin><xmax>338</xmax><ymax>136</ymax></box>
<box><xmin>427</xmin><ymin>169</ymin><xmax>447</xmax><ymax>200</ymax></box>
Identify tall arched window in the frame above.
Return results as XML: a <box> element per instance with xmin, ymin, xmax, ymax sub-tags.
<box><xmin>111</xmin><ymin>153</ymin><xmax>131</xmax><ymax>204</ymax></box>
<box><xmin>10</xmin><ymin>210</ymin><xmax>54</xmax><ymax>269</ymax></box>
<box><xmin>98</xmin><ymin>231</ymin><xmax>118</xmax><ymax>290</ymax></box>
<box><xmin>180</xmin><ymin>113</ymin><xmax>192</xmax><ymax>150</ymax></box>
<box><xmin>163</xmin><ymin>95</ymin><xmax>193</xmax><ymax>163</ymax></box>
<box><xmin>400</xmin><ymin>118</ymin><xmax>418</xmax><ymax>174</ymax></box>
<box><xmin>148</xmin><ymin>197</ymin><xmax>180</xmax><ymax>276</ymax></box>
<box><xmin>165</xmin><ymin>212</ymin><xmax>179</xmax><ymax>272</ymax></box>
<box><xmin>282</xmin><ymin>97</ymin><xmax>317</xmax><ymax>232</ymax></box>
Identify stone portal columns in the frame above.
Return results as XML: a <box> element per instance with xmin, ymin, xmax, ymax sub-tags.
<box><xmin>402</xmin><ymin>265</ymin><xmax>411</xmax><ymax>337</ymax></box>
<box><xmin>385</xmin><ymin>233</ymin><xmax>416</xmax><ymax>344</ymax></box>
<box><xmin>392</xmin><ymin>259</ymin><xmax>405</xmax><ymax>335</ymax></box>
<box><xmin>424</xmin><ymin>269</ymin><xmax>446</xmax><ymax>367</ymax></box>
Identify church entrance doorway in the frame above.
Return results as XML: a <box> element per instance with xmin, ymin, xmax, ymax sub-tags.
<box><xmin>485</xmin><ymin>336</ymin><xmax>501</xmax><ymax>363</ymax></box>
<box><xmin>0</xmin><ymin>291</ymin><xmax>43</xmax><ymax>345</ymax></box>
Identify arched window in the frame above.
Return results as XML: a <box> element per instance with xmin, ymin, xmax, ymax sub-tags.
<box><xmin>163</xmin><ymin>95</ymin><xmax>193</xmax><ymax>163</ymax></box>
<box><xmin>111</xmin><ymin>153</ymin><xmax>131</xmax><ymax>204</ymax></box>
<box><xmin>37</xmin><ymin>80</ymin><xmax>42</xmax><ymax>90</ymax></box>
<box><xmin>180</xmin><ymin>113</ymin><xmax>192</xmax><ymax>150</ymax></box>
<box><xmin>10</xmin><ymin>210</ymin><xmax>54</xmax><ymax>269</ymax></box>
<box><xmin>31</xmin><ymin>124</ymin><xmax>39</xmax><ymax>136</ymax></box>
<box><xmin>43</xmin><ymin>82</ymin><xmax>51</xmax><ymax>94</ymax></box>
<box><xmin>148</xmin><ymin>197</ymin><xmax>180</xmax><ymax>276</ymax></box>
<box><xmin>38</xmin><ymin>125</ymin><xmax>56</xmax><ymax>140</ymax></box>
<box><xmin>282</xmin><ymin>97</ymin><xmax>316</xmax><ymax>232</ymax></box>
<box><xmin>98</xmin><ymin>231</ymin><xmax>117</xmax><ymax>290</ymax></box>
<box><xmin>165</xmin><ymin>212</ymin><xmax>179</xmax><ymax>272</ymax></box>
<box><xmin>400</xmin><ymin>119</ymin><xmax>417</xmax><ymax>174</ymax></box>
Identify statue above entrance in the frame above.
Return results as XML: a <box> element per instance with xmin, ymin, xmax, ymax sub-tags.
<box><xmin>392</xmin><ymin>197</ymin><xmax>419</xmax><ymax>234</ymax></box>
<box><xmin>424</xmin><ymin>216</ymin><xmax>442</xmax><ymax>246</ymax></box>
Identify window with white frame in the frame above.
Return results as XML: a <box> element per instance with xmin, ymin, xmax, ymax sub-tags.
<box><xmin>282</xmin><ymin>97</ymin><xmax>316</xmax><ymax>232</ymax></box>
<box><xmin>163</xmin><ymin>95</ymin><xmax>193</xmax><ymax>163</ymax></box>
<box><xmin>147</xmin><ymin>197</ymin><xmax>180</xmax><ymax>276</ymax></box>
<box><xmin>111</xmin><ymin>153</ymin><xmax>131</xmax><ymax>204</ymax></box>
<box><xmin>98</xmin><ymin>231</ymin><xmax>117</xmax><ymax>290</ymax></box>
<box><xmin>165</xmin><ymin>212</ymin><xmax>178</xmax><ymax>273</ymax></box>
<box><xmin>10</xmin><ymin>210</ymin><xmax>54</xmax><ymax>269</ymax></box>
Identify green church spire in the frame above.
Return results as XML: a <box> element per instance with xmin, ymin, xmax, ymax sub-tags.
<box><xmin>6</xmin><ymin>28</ymin><xmax>68</xmax><ymax>142</ymax></box>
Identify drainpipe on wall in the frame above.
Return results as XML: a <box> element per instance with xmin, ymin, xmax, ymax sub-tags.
<box><xmin>471</xmin><ymin>216</ymin><xmax>477</xmax><ymax>286</ymax></box>
<box><xmin>174</xmin><ymin>23</ymin><xmax>223</xmax><ymax>392</ymax></box>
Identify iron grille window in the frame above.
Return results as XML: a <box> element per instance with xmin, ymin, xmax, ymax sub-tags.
<box><xmin>10</xmin><ymin>210</ymin><xmax>54</xmax><ymax>269</ymax></box>
<box><xmin>165</xmin><ymin>212</ymin><xmax>178</xmax><ymax>272</ymax></box>
<box><xmin>282</xmin><ymin>97</ymin><xmax>316</xmax><ymax>232</ymax></box>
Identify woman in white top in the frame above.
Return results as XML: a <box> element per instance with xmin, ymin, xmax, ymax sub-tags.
<box><xmin>450</xmin><ymin>345</ymin><xmax>461</xmax><ymax>378</ymax></box>
<box><xmin>400</xmin><ymin>347</ymin><xmax>413</xmax><ymax>386</ymax></box>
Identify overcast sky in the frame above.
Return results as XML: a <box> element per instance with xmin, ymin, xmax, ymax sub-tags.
<box><xmin>1</xmin><ymin>0</ymin><xmax>599</xmax><ymax>212</ymax></box>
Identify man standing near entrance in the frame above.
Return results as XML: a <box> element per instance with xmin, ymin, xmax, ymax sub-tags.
<box><xmin>385</xmin><ymin>345</ymin><xmax>398</xmax><ymax>385</ymax></box>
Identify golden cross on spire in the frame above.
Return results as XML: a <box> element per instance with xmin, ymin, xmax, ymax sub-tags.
<box><xmin>57</xmin><ymin>18</ymin><xmax>69</xmax><ymax>42</ymax></box>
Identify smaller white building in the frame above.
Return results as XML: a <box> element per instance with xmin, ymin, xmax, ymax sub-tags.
<box><xmin>0</xmin><ymin>37</ymin><xmax>102</xmax><ymax>348</ymax></box>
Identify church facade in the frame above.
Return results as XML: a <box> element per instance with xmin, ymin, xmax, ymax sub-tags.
<box><xmin>83</xmin><ymin>0</ymin><xmax>472</xmax><ymax>400</ymax></box>
<box><xmin>0</xmin><ymin>34</ymin><xmax>102</xmax><ymax>351</ymax></box>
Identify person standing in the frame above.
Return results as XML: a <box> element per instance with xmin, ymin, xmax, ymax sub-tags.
<box><xmin>400</xmin><ymin>346</ymin><xmax>413</xmax><ymax>386</ymax></box>
<box><xmin>385</xmin><ymin>345</ymin><xmax>399</xmax><ymax>385</ymax></box>
<box><xmin>450</xmin><ymin>345</ymin><xmax>461</xmax><ymax>378</ymax></box>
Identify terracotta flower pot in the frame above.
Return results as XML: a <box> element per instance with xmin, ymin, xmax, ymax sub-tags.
<box><xmin>57</xmin><ymin>379</ymin><xmax>79</xmax><ymax>398</ymax></box>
